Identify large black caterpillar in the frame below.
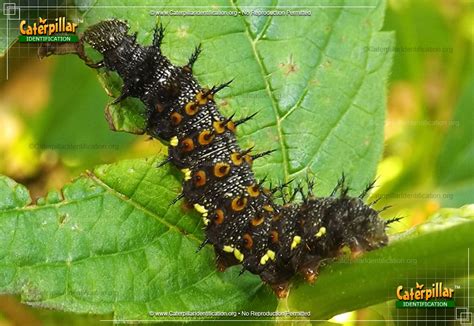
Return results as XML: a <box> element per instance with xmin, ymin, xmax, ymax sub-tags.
<box><xmin>42</xmin><ymin>20</ymin><xmax>395</xmax><ymax>297</ymax></box>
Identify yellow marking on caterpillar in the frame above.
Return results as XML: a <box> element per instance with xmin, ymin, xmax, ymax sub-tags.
<box><xmin>259</xmin><ymin>250</ymin><xmax>276</xmax><ymax>265</ymax></box>
<box><xmin>233</xmin><ymin>248</ymin><xmax>244</xmax><ymax>262</ymax></box>
<box><xmin>202</xmin><ymin>217</ymin><xmax>210</xmax><ymax>225</ymax></box>
<box><xmin>223</xmin><ymin>245</ymin><xmax>234</xmax><ymax>253</ymax></box>
<box><xmin>263</xmin><ymin>204</ymin><xmax>274</xmax><ymax>212</ymax></box>
<box><xmin>194</xmin><ymin>203</ymin><xmax>208</xmax><ymax>215</ymax></box>
<box><xmin>291</xmin><ymin>235</ymin><xmax>302</xmax><ymax>250</ymax></box>
<box><xmin>170</xmin><ymin>136</ymin><xmax>179</xmax><ymax>147</ymax></box>
<box><xmin>267</xmin><ymin>250</ymin><xmax>275</xmax><ymax>261</ymax></box>
<box><xmin>315</xmin><ymin>226</ymin><xmax>327</xmax><ymax>238</ymax></box>
<box><xmin>181</xmin><ymin>168</ymin><xmax>192</xmax><ymax>181</ymax></box>
<box><xmin>196</xmin><ymin>90</ymin><xmax>209</xmax><ymax>105</ymax></box>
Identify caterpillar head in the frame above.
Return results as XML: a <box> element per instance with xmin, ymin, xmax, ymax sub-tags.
<box><xmin>301</xmin><ymin>196</ymin><xmax>388</xmax><ymax>254</ymax></box>
<box><xmin>342</xmin><ymin>198</ymin><xmax>389</xmax><ymax>252</ymax></box>
<box><xmin>83</xmin><ymin>19</ymin><xmax>130</xmax><ymax>53</ymax></box>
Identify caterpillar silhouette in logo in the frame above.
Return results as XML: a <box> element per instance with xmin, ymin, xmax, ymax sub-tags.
<box><xmin>41</xmin><ymin>20</ymin><xmax>398</xmax><ymax>298</ymax></box>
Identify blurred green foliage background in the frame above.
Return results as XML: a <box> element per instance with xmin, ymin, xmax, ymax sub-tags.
<box><xmin>0</xmin><ymin>0</ymin><xmax>472</xmax><ymax>324</ymax></box>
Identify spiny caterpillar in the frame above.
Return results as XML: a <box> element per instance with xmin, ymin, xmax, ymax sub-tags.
<box><xmin>41</xmin><ymin>20</ymin><xmax>396</xmax><ymax>298</ymax></box>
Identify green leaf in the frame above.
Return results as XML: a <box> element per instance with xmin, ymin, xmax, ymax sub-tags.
<box><xmin>0</xmin><ymin>163</ymin><xmax>276</xmax><ymax>321</ymax></box>
<box><xmin>2</xmin><ymin>168</ymin><xmax>473</xmax><ymax>321</ymax></box>
<box><xmin>31</xmin><ymin>55</ymin><xmax>135</xmax><ymax>167</ymax></box>
<box><xmin>0</xmin><ymin>177</ymin><xmax>31</xmax><ymax>209</ymax></box>
<box><xmin>436</xmin><ymin>74</ymin><xmax>474</xmax><ymax>206</ymax></box>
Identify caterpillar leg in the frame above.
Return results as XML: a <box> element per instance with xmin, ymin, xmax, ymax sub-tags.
<box><xmin>270</xmin><ymin>283</ymin><xmax>290</xmax><ymax>299</ymax></box>
<box><xmin>299</xmin><ymin>258</ymin><xmax>323</xmax><ymax>284</ymax></box>
<box><xmin>300</xmin><ymin>267</ymin><xmax>317</xmax><ymax>284</ymax></box>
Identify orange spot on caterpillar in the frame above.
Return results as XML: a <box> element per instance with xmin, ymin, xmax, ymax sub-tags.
<box><xmin>226</xmin><ymin>120</ymin><xmax>236</xmax><ymax>132</ymax></box>
<box><xmin>170</xmin><ymin>112</ymin><xmax>183</xmax><ymax>126</ymax></box>
<box><xmin>230</xmin><ymin>152</ymin><xmax>243</xmax><ymax>166</ymax></box>
<box><xmin>198</xmin><ymin>130</ymin><xmax>215</xmax><ymax>145</ymax></box>
<box><xmin>270</xmin><ymin>230</ymin><xmax>279</xmax><ymax>243</ymax></box>
<box><xmin>243</xmin><ymin>233</ymin><xmax>253</xmax><ymax>249</ymax></box>
<box><xmin>247</xmin><ymin>184</ymin><xmax>260</xmax><ymax>197</ymax></box>
<box><xmin>196</xmin><ymin>89</ymin><xmax>209</xmax><ymax>105</ymax></box>
<box><xmin>231</xmin><ymin>196</ymin><xmax>247</xmax><ymax>212</ymax></box>
<box><xmin>185</xmin><ymin>101</ymin><xmax>198</xmax><ymax>115</ymax></box>
<box><xmin>214</xmin><ymin>162</ymin><xmax>231</xmax><ymax>178</ymax></box>
<box><xmin>194</xmin><ymin>170</ymin><xmax>207</xmax><ymax>187</ymax></box>
<box><xmin>250</xmin><ymin>215</ymin><xmax>264</xmax><ymax>227</ymax></box>
<box><xmin>263</xmin><ymin>204</ymin><xmax>274</xmax><ymax>212</ymax></box>
<box><xmin>213</xmin><ymin>120</ymin><xmax>226</xmax><ymax>134</ymax></box>
<box><xmin>215</xmin><ymin>209</ymin><xmax>225</xmax><ymax>224</ymax></box>
<box><xmin>180</xmin><ymin>138</ymin><xmax>195</xmax><ymax>152</ymax></box>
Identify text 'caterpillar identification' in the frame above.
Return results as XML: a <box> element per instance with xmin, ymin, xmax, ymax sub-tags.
<box><xmin>41</xmin><ymin>20</ymin><xmax>396</xmax><ymax>298</ymax></box>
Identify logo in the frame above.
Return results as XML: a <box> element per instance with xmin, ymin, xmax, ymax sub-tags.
<box><xmin>19</xmin><ymin>17</ymin><xmax>78</xmax><ymax>43</ymax></box>
<box><xmin>396</xmin><ymin>282</ymin><xmax>455</xmax><ymax>308</ymax></box>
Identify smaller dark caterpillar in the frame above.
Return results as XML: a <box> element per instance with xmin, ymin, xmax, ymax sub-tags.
<box><xmin>40</xmin><ymin>20</ymin><xmax>397</xmax><ymax>297</ymax></box>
